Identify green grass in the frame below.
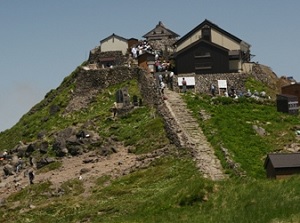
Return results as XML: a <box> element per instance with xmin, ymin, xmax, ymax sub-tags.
<box><xmin>3</xmin><ymin>156</ymin><xmax>300</xmax><ymax>222</ymax></box>
<box><xmin>2</xmin><ymin>72</ymin><xmax>300</xmax><ymax>222</ymax></box>
<box><xmin>183</xmin><ymin>93</ymin><xmax>300</xmax><ymax>178</ymax></box>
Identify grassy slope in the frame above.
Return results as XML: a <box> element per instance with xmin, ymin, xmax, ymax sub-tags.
<box><xmin>1</xmin><ymin>74</ymin><xmax>300</xmax><ymax>222</ymax></box>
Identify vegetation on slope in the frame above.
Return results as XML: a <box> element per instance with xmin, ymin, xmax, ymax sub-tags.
<box><xmin>1</xmin><ymin>73</ymin><xmax>300</xmax><ymax>222</ymax></box>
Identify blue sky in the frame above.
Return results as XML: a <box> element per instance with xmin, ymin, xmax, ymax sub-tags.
<box><xmin>1</xmin><ymin>0</ymin><xmax>300</xmax><ymax>131</ymax></box>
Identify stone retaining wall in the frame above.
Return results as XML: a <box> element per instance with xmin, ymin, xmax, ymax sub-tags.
<box><xmin>173</xmin><ymin>71</ymin><xmax>275</xmax><ymax>94</ymax></box>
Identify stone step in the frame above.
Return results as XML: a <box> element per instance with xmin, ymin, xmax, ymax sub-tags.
<box><xmin>163</xmin><ymin>89</ymin><xmax>225</xmax><ymax>181</ymax></box>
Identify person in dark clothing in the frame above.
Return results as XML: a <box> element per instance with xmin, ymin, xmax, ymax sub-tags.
<box><xmin>28</xmin><ymin>170</ymin><xmax>34</xmax><ymax>184</ymax></box>
<box><xmin>182</xmin><ymin>78</ymin><xmax>187</xmax><ymax>93</ymax></box>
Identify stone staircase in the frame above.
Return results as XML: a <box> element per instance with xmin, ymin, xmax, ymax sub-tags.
<box><xmin>164</xmin><ymin>88</ymin><xmax>226</xmax><ymax>180</ymax></box>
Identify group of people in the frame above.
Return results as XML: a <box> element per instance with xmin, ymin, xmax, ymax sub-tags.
<box><xmin>155</xmin><ymin>60</ymin><xmax>170</xmax><ymax>72</ymax></box>
<box><xmin>131</xmin><ymin>41</ymin><xmax>153</xmax><ymax>58</ymax></box>
<box><xmin>159</xmin><ymin>71</ymin><xmax>175</xmax><ymax>95</ymax></box>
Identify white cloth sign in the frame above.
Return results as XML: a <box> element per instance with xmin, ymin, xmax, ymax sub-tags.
<box><xmin>178</xmin><ymin>77</ymin><xmax>195</xmax><ymax>86</ymax></box>
<box><xmin>218</xmin><ymin>80</ymin><xmax>227</xmax><ymax>88</ymax></box>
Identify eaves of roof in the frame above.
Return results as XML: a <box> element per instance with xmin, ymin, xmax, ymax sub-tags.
<box><xmin>173</xmin><ymin>38</ymin><xmax>229</xmax><ymax>57</ymax></box>
<box><xmin>264</xmin><ymin>153</ymin><xmax>300</xmax><ymax>169</ymax></box>
<box><xmin>100</xmin><ymin>33</ymin><xmax>128</xmax><ymax>43</ymax></box>
<box><xmin>174</xmin><ymin>19</ymin><xmax>245</xmax><ymax>47</ymax></box>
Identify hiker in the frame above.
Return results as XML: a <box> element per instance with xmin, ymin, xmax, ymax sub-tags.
<box><xmin>28</xmin><ymin>170</ymin><xmax>35</xmax><ymax>184</ymax></box>
<box><xmin>16</xmin><ymin>158</ymin><xmax>24</xmax><ymax>173</ymax></box>
<box><xmin>210</xmin><ymin>83</ymin><xmax>216</xmax><ymax>96</ymax></box>
<box><xmin>169</xmin><ymin>71</ymin><xmax>174</xmax><ymax>90</ymax></box>
<box><xmin>112</xmin><ymin>102</ymin><xmax>118</xmax><ymax>118</ymax></box>
<box><xmin>182</xmin><ymin>78</ymin><xmax>187</xmax><ymax>93</ymax></box>
<box><xmin>160</xmin><ymin>81</ymin><xmax>165</xmax><ymax>95</ymax></box>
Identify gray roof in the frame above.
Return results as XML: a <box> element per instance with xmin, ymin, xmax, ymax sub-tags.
<box><xmin>265</xmin><ymin>153</ymin><xmax>300</xmax><ymax>168</ymax></box>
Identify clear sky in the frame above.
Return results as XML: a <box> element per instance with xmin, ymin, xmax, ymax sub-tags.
<box><xmin>1</xmin><ymin>0</ymin><xmax>300</xmax><ymax>131</ymax></box>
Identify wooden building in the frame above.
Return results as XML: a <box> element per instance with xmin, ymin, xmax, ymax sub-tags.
<box><xmin>264</xmin><ymin>153</ymin><xmax>300</xmax><ymax>179</ymax></box>
<box><xmin>173</xmin><ymin>19</ymin><xmax>252</xmax><ymax>74</ymax></box>
<box><xmin>281</xmin><ymin>83</ymin><xmax>300</xmax><ymax>105</ymax></box>
<box><xmin>173</xmin><ymin>39</ymin><xmax>229</xmax><ymax>74</ymax></box>
<box><xmin>143</xmin><ymin>21</ymin><xmax>179</xmax><ymax>41</ymax></box>
<box><xmin>100</xmin><ymin>33</ymin><xmax>128</xmax><ymax>55</ymax></box>
<box><xmin>137</xmin><ymin>52</ymin><xmax>155</xmax><ymax>73</ymax></box>
<box><xmin>276</xmin><ymin>94</ymin><xmax>298</xmax><ymax>115</ymax></box>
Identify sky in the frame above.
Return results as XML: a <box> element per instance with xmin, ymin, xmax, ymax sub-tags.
<box><xmin>1</xmin><ymin>0</ymin><xmax>300</xmax><ymax>131</ymax></box>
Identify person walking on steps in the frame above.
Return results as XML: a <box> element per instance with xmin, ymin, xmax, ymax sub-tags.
<box><xmin>182</xmin><ymin>78</ymin><xmax>187</xmax><ymax>93</ymax></box>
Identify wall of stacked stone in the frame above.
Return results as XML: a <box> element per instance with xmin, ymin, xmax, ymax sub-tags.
<box><xmin>173</xmin><ymin>72</ymin><xmax>273</xmax><ymax>94</ymax></box>
<box><xmin>88</xmin><ymin>50</ymin><xmax>126</xmax><ymax>66</ymax></box>
<box><xmin>137</xmin><ymin>70</ymin><xmax>182</xmax><ymax>147</ymax></box>
<box><xmin>75</xmin><ymin>66</ymin><xmax>138</xmax><ymax>94</ymax></box>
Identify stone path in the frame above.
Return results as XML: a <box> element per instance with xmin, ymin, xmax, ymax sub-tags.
<box><xmin>164</xmin><ymin>88</ymin><xmax>225</xmax><ymax>180</ymax></box>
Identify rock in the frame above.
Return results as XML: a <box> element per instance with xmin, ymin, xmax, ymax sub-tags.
<box><xmin>39</xmin><ymin>141</ymin><xmax>49</xmax><ymax>154</ymax></box>
<box><xmin>36</xmin><ymin>157</ymin><xmax>57</xmax><ymax>169</ymax></box>
<box><xmin>3</xmin><ymin>164</ymin><xmax>15</xmax><ymax>176</ymax></box>
<box><xmin>80</xmin><ymin>168</ymin><xmax>90</xmax><ymax>175</ymax></box>
<box><xmin>252</xmin><ymin>125</ymin><xmax>266</xmax><ymax>136</ymax></box>
<box><xmin>53</xmin><ymin>138</ymin><xmax>68</xmax><ymax>157</ymax></box>
<box><xmin>83</xmin><ymin>158</ymin><xmax>94</xmax><ymax>164</ymax></box>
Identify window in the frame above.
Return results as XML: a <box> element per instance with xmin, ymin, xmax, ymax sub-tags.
<box><xmin>202</xmin><ymin>26</ymin><xmax>211</xmax><ymax>41</ymax></box>
<box><xmin>195</xmin><ymin>51</ymin><xmax>211</xmax><ymax>58</ymax></box>
<box><xmin>195</xmin><ymin>62</ymin><xmax>212</xmax><ymax>70</ymax></box>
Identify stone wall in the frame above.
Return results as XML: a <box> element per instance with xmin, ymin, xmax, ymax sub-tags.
<box><xmin>173</xmin><ymin>70</ymin><xmax>277</xmax><ymax>95</ymax></box>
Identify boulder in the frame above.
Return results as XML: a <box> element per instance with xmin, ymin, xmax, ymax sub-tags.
<box><xmin>39</xmin><ymin>141</ymin><xmax>49</xmax><ymax>154</ymax></box>
<box><xmin>36</xmin><ymin>157</ymin><xmax>56</xmax><ymax>169</ymax></box>
<box><xmin>3</xmin><ymin>164</ymin><xmax>15</xmax><ymax>176</ymax></box>
<box><xmin>52</xmin><ymin>138</ymin><xmax>68</xmax><ymax>157</ymax></box>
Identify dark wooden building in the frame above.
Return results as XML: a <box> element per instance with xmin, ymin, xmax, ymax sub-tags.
<box><xmin>138</xmin><ymin>52</ymin><xmax>156</xmax><ymax>73</ymax></box>
<box><xmin>276</xmin><ymin>94</ymin><xmax>298</xmax><ymax>115</ymax></box>
<box><xmin>143</xmin><ymin>21</ymin><xmax>179</xmax><ymax>41</ymax></box>
<box><xmin>173</xmin><ymin>19</ymin><xmax>252</xmax><ymax>74</ymax></box>
<box><xmin>264</xmin><ymin>153</ymin><xmax>300</xmax><ymax>179</ymax></box>
<box><xmin>173</xmin><ymin>39</ymin><xmax>229</xmax><ymax>74</ymax></box>
<box><xmin>281</xmin><ymin>83</ymin><xmax>300</xmax><ymax>105</ymax></box>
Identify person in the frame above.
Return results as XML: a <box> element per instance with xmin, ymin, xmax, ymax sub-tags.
<box><xmin>158</xmin><ymin>73</ymin><xmax>163</xmax><ymax>83</ymax></box>
<box><xmin>210</xmin><ymin>83</ymin><xmax>216</xmax><ymax>96</ymax></box>
<box><xmin>169</xmin><ymin>71</ymin><xmax>174</xmax><ymax>90</ymax></box>
<box><xmin>112</xmin><ymin>102</ymin><xmax>118</xmax><ymax>118</ymax></box>
<box><xmin>3</xmin><ymin>150</ymin><xmax>8</xmax><ymax>160</ymax></box>
<box><xmin>160</xmin><ymin>81</ymin><xmax>165</xmax><ymax>95</ymax></box>
<box><xmin>16</xmin><ymin>158</ymin><xmax>23</xmax><ymax>173</ymax></box>
<box><xmin>131</xmin><ymin>46</ymin><xmax>137</xmax><ymax>58</ymax></box>
<box><xmin>224</xmin><ymin>90</ymin><xmax>229</xmax><ymax>97</ymax></box>
<box><xmin>28</xmin><ymin>170</ymin><xmax>34</xmax><ymax>184</ymax></box>
<box><xmin>182</xmin><ymin>78</ymin><xmax>187</xmax><ymax>93</ymax></box>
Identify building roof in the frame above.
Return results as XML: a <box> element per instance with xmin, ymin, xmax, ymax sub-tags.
<box><xmin>173</xmin><ymin>38</ymin><xmax>229</xmax><ymax>57</ymax></box>
<box><xmin>100</xmin><ymin>33</ymin><xmax>128</xmax><ymax>44</ymax></box>
<box><xmin>264</xmin><ymin>153</ymin><xmax>300</xmax><ymax>169</ymax></box>
<box><xmin>174</xmin><ymin>19</ymin><xmax>250</xmax><ymax>48</ymax></box>
<box><xmin>282</xmin><ymin>83</ymin><xmax>300</xmax><ymax>89</ymax></box>
<box><xmin>143</xmin><ymin>21</ymin><xmax>179</xmax><ymax>39</ymax></box>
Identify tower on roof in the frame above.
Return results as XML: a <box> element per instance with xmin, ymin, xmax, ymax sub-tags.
<box><xmin>143</xmin><ymin>21</ymin><xmax>179</xmax><ymax>41</ymax></box>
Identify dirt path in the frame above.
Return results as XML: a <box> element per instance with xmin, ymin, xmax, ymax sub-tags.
<box><xmin>0</xmin><ymin>143</ymin><xmax>139</xmax><ymax>201</ymax></box>
<box><xmin>164</xmin><ymin>88</ymin><xmax>225</xmax><ymax>180</ymax></box>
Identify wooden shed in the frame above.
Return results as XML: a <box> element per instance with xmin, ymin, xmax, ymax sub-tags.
<box><xmin>276</xmin><ymin>94</ymin><xmax>298</xmax><ymax>115</ymax></box>
<box><xmin>281</xmin><ymin>83</ymin><xmax>300</xmax><ymax>105</ymax></box>
<box><xmin>174</xmin><ymin>39</ymin><xmax>229</xmax><ymax>74</ymax></box>
<box><xmin>264</xmin><ymin>153</ymin><xmax>300</xmax><ymax>179</ymax></box>
<box><xmin>137</xmin><ymin>52</ymin><xmax>155</xmax><ymax>73</ymax></box>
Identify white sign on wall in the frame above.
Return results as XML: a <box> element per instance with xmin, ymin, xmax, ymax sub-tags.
<box><xmin>178</xmin><ymin>77</ymin><xmax>195</xmax><ymax>86</ymax></box>
<box><xmin>217</xmin><ymin>80</ymin><xmax>227</xmax><ymax>89</ymax></box>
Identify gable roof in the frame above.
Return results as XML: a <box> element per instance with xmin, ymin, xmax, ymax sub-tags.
<box><xmin>175</xmin><ymin>19</ymin><xmax>249</xmax><ymax>47</ymax></box>
<box><xmin>282</xmin><ymin>83</ymin><xmax>300</xmax><ymax>89</ymax></box>
<box><xmin>100</xmin><ymin>33</ymin><xmax>128</xmax><ymax>44</ymax></box>
<box><xmin>264</xmin><ymin>153</ymin><xmax>300</xmax><ymax>169</ymax></box>
<box><xmin>173</xmin><ymin>38</ymin><xmax>229</xmax><ymax>57</ymax></box>
<box><xmin>143</xmin><ymin>21</ymin><xmax>179</xmax><ymax>39</ymax></box>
